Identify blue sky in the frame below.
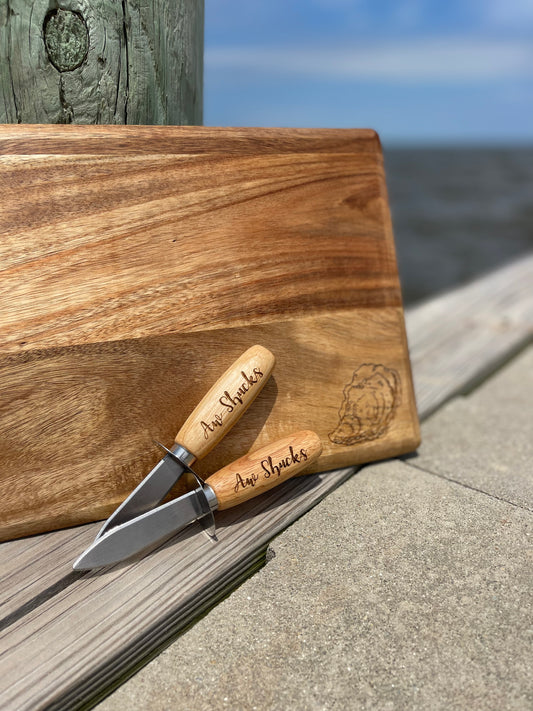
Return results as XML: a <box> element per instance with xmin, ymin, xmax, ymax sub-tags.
<box><xmin>204</xmin><ymin>0</ymin><xmax>533</xmax><ymax>145</ymax></box>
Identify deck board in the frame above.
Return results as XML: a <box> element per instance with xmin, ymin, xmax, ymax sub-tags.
<box><xmin>407</xmin><ymin>254</ymin><xmax>533</xmax><ymax>416</ymax></box>
<box><xmin>0</xmin><ymin>255</ymin><xmax>532</xmax><ymax>711</ymax></box>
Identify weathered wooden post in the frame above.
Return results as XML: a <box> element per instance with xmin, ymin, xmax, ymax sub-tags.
<box><xmin>0</xmin><ymin>0</ymin><xmax>203</xmax><ymax>124</ymax></box>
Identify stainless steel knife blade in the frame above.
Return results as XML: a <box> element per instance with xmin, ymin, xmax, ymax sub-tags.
<box><xmin>95</xmin><ymin>446</ymin><xmax>194</xmax><ymax>541</ymax></box>
<box><xmin>74</xmin><ymin>485</ymin><xmax>217</xmax><ymax>570</ymax></box>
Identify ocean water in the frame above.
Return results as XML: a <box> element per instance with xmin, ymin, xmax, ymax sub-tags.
<box><xmin>383</xmin><ymin>147</ymin><xmax>533</xmax><ymax>305</ymax></box>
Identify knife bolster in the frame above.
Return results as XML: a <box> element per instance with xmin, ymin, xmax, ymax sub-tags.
<box><xmin>169</xmin><ymin>443</ymin><xmax>196</xmax><ymax>467</ymax></box>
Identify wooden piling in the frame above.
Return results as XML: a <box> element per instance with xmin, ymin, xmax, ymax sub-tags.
<box><xmin>0</xmin><ymin>0</ymin><xmax>204</xmax><ymax>124</ymax></box>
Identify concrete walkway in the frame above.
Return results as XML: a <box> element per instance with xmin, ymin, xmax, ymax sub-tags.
<box><xmin>98</xmin><ymin>346</ymin><xmax>533</xmax><ymax>711</ymax></box>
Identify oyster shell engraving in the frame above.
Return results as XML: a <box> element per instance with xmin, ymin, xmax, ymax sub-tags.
<box><xmin>329</xmin><ymin>364</ymin><xmax>401</xmax><ymax>446</ymax></box>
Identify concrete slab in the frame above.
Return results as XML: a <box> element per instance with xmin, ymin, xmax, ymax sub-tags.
<box><xmin>412</xmin><ymin>345</ymin><xmax>533</xmax><ymax>510</ymax></box>
<box><xmin>97</xmin><ymin>460</ymin><xmax>533</xmax><ymax>711</ymax></box>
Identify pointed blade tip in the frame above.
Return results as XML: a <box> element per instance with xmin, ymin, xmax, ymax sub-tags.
<box><xmin>72</xmin><ymin>552</ymin><xmax>95</xmax><ymax>571</ymax></box>
<box><xmin>72</xmin><ymin>555</ymin><xmax>89</xmax><ymax>571</ymax></box>
<box><xmin>72</xmin><ymin>542</ymin><xmax>108</xmax><ymax>571</ymax></box>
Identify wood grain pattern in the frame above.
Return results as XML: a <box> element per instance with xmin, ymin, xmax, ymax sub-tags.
<box><xmin>207</xmin><ymin>430</ymin><xmax>322</xmax><ymax>509</ymax></box>
<box><xmin>0</xmin><ymin>125</ymin><xmax>418</xmax><ymax>541</ymax></box>
<box><xmin>0</xmin><ymin>124</ymin><xmax>382</xmax><ymax>155</ymax></box>
<box><xmin>0</xmin><ymin>1</ymin><xmax>203</xmax><ymax>125</ymax></box>
<box><xmin>0</xmin><ymin>126</ymin><xmax>398</xmax><ymax>353</ymax></box>
<box><xmin>0</xmin><ymin>259</ymin><xmax>531</xmax><ymax>711</ymax></box>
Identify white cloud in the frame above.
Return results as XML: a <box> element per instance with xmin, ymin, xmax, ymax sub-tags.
<box><xmin>206</xmin><ymin>38</ymin><xmax>533</xmax><ymax>84</ymax></box>
<box><xmin>481</xmin><ymin>0</ymin><xmax>533</xmax><ymax>29</ymax></box>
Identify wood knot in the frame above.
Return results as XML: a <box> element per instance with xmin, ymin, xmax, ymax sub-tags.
<box><xmin>43</xmin><ymin>9</ymin><xmax>89</xmax><ymax>72</ymax></box>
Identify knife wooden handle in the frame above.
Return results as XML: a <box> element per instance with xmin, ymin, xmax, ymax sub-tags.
<box><xmin>205</xmin><ymin>430</ymin><xmax>322</xmax><ymax>510</ymax></box>
<box><xmin>175</xmin><ymin>345</ymin><xmax>275</xmax><ymax>460</ymax></box>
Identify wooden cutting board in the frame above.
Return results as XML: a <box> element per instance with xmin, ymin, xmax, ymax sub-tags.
<box><xmin>0</xmin><ymin>125</ymin><xmax>420</xmax><ymax>541</ymax></box>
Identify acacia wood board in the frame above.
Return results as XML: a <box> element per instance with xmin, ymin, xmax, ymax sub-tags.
<box><xmin>0</xmin><ymin>125</ymin><xmax>420</xmax><ymax>540</ymax></box>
